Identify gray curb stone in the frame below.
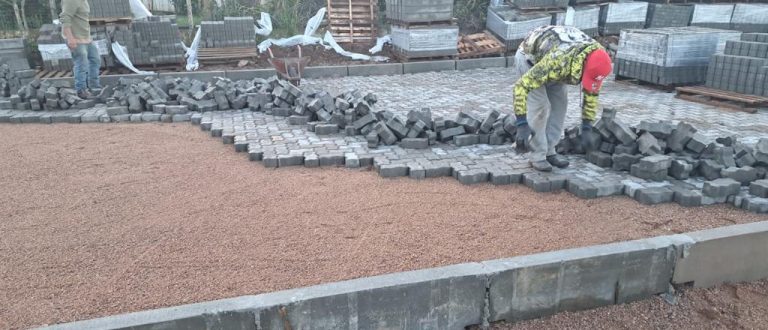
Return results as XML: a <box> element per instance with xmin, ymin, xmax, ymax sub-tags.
<box><xmin>456</xmin><ymin>57</ymin><xmax>507</xmax><ymax>71</ymax></box>
<box><xmin>347</xmin><ymin>63</ymin><xmax>404</xmax><ymax>76</ymax></box>
<box><xmin>303</xmin><ymin>66</ymin><xmax>349</xmax><ymax>78</ymax></box>
<box><xmin>403</xmin><ymin>60</ymin><xmax>456</xmax><ymax>74</ymax></box>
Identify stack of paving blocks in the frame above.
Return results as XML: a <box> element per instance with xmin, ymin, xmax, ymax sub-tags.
<box><xmin>598</xmin><ymin>1</ymin><xmax>648</xmax><ymax>36</ymax></box>
<box><xmin>199</xmin><ymin>17</ymin><xmax>257</xmax><ymax>48</ymax></box>
<box><xmin>36</xmin><ymin>24</ymin><xmax>112</xmax><ymax>71</ymax></box>
<box><xmin>506</xmin><ymin>0</ymin><xmax>568</xmax><ymax>9</ymax></box>
<box><xmin>689</xmin><ymin>4</ymin><xmax>733</xmax><ymax>30</ymax></box>
<box><xmin>0</xmin><ymin>38</ymin><xmax>34</xmax><ymax>97</ymax></box>
<box><xmin>730</xmin><ymin>4</ymin><xmax>768</xmax><ymax>33</ymax></box>
<box><xmin>386</xmin><ymin>0</ymin><xmax>458</xmax><ymax>58</ymax></box>
<box><xmin>615</xmin><ymin>27</ymin><xmax>741</xmax><ymax>86</ymax></box>
<box><xmin>568</xmin><ymin>5</ymin><xmax>600</xmax><ymax>37</ymax></box>
<box><xmin>704</xmin><ymin>33</ymin><xmax>768</xmax><ymax>97</ymax></box>
<box><xmin>87</xmin><ymin>0</ymin><xmax>133</xmax><ymax>18</ymax></box>
<box><xmin>644</xmin><ymin>4</ymin><xmax>693</xmax><ymax>29</ymax></box>
<box><xmin>557</xmin><ymin>108</ymin><xmax>768</xmax><ymax>210</ymax></box>
<box><xmin>486</xmin><ymin>6</ymin><xmax>551</xmax><ymax>51</ymax></box>
<box><xmin>111</xmin><ymin>17</ymin><xmax>184</xmax><ymax>65</ymax></box>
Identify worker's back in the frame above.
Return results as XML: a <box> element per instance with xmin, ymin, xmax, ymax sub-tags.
<box><xmin>520</xmin><ymin>26</ymin><xmax>596</xmax><ymax>64</ymax></box>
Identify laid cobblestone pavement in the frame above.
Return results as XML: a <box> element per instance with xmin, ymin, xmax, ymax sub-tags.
<box><xmin>1</xmin><ymin>68</ymin><xmax>766</xmax><ymax>213</ymax></box>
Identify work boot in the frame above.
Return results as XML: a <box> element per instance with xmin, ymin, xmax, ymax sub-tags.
<box><xmin>546</xmin><ymin>154</ymin><xmax>570</xmax><ymax>168</ymax></box>
<box><xmin>530</xmin><ymin>159</ymin><xmax>553</xmax><ymax>172</ymax></box>
<box><xmin>76</xmin><ymin>89</ymin><xmax>92</xmax><ymax>99</ymax></box>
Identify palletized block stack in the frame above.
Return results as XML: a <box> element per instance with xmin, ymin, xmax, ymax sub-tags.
<box><xmin>644</xmin><ymin>4</ymin><xmax>693</xmax><ymax>29</ymax></box>
<box><xmin>688</xmin><ymin>4</ymin><xmax>733</xmax><ymax>30</ymax></box>
<box><xmin>598</xmin><ymin>1</ymin><xmax>648</xmax><ymax>36</ymax></box>
<box><xmin>704</xmin><ymin>33</ymin><xmax>768</xmax><ymax>97</ymax></box>
<box><xmin>486</xmin><ymin>6</ymin><xmax>551</xmax><ymax>51</ymax></box>
<box><xmin>568</xmin><ymin>5</ymin><xmax>600</xmax><ymax>37</ymax></box>
<box><xmin>615</xmin><ymin>27</ymin><xmax>740</xmax><ymax>86</ymax></box>
<box><xmin>730</xmin><ymin>4</ymin><xmax>768</xmax><ymax>33</ymax></box>
<box><xmin>200</xmin><ymin>17</ymin><xmax>257</xmax><ymax>48</ymax></box>
<box><xmin>386</xmin><ymin>0</ymin><xmax>459</xmax><ymax>58</ymax></box>
<box><xmin>86</xmin><ymin>0</ymin><xmax>133</xmax><ymax>18</ymax></box>
<box><xmin>111</xmin><ymin>16</ymin><xmax>184</xmax><ymax>65</ymax></box>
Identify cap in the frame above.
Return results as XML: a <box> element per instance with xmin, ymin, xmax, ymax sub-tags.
<box><xmin>582</xmin><ymin>48</ymin><xmax>612</xmax><ymax>94</ymax></box>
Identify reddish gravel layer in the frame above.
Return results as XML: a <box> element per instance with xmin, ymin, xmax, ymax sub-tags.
<box><xmin>0</xmin><ymin>124</ymin><xmax>765</xmax><ymax>329</ymax></box>
<box><xmin>490</xmin><ymin>279</ymin><xmax>768</xmax><ymax>329</ymax></box>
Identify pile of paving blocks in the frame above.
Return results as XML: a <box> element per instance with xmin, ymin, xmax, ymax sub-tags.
<box><xmin>598</xmin><ymin>1</ymin><xmax>648</xmax><ymax>36</ymax></box>
<box><xmin>704</xmin><ymin>33</ymin><xmax>768</xmax><ymax>97</ymax></box>
<box><xmin>111</xmin><ymin>17</ymin><xmax>185</xmax><ymax>65</ymax></box>
<box><xmin>87</xmin><ymin>0</ymin><xmax>133</xmax><ymax>18</ymax></box>
<box><xmin>644</xmin><ymin>4</ymin><xmax>693</xmax><ymax>29</ymax></box>
<box><xmin>386</xmin><ymin>0</ymin><xmax>458</xmax><ymax>58</ymax></box>
<box><xmin>200</xmin><ymin>17</ymin><xmax>258</xmax><ymax>48</ymax></box>
<box><xmin>3</xmin><ymin>79</ymin><xmax>97</xmax><ymax>111</ymax></box>
<box><xmin>1</xmin><ymin>38</ymin><xmax>34</xmax><ymax>96</ymax></box>
<box><xmin>556</xmin><ymin>108</ymin><xmax>768</xmax><ymax>211</ymax></box>
<box><xmin>615</xmin><ymin>27</ymin><xmax>741</xmax><ymax>86</ymax></box>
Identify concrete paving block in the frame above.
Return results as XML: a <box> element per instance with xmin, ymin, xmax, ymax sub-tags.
<box><xmin>458</xmin><ymin>169</ymin><xmax>489</xmax><ymax>185</ymax></box>
<box><xmin>278</xmin><ymin>154</ymin><xmax>304</xmax><ymax>167</ymax></box>
<box><xmin>318</xmin><ymin>154</ymin><xmax>345</xmax><ymax>167</ymax></box>
<box><xmin>347</xmin><ymin>63</ymin><xmax>403</xmax><ymax>76</ymax></box>
<box><xmin>721</xmin><ymin>166</ymin><xmax>759</xmax><ymax>185</ymax></box>
<box><xmin>160</xmin><ymin>71</ymin><xmax>226</xmax><ymax>82</ymax></box>
<box><xmin>99</xmin><ymin>73</ymin><xmax>157</xmax><ymax>87</ymax></box>
<box><xmin>403</xmin><ymin>60</ymin><xmax>456</xmax><ymax>74</ymax></box>
<box><xmin>484</xmin><ymin>235</ymin><xmax>691</xmax><ymax>322</ymax></box>
<box><xmin>225</xmin><ymin>69</ymin><xmax>278</xmax><ymax>81</ymax></box>
<box><xmin>423</xmin><ymin>164</ymin><xmax>453</xmax><ymax>178</ymax></box>
<box><xmin>703</xmin><ymin>178</ymin><xmax>741</xmax><ymax>198</ymax></box>
<box><xmin>302</xmin><ymin>66</ymin><xmax>348</xmax><ymax>78</ymax></box>
<box><xmin>673</xmin><ymin>221</ymin><xmax>768</xmax><ymax>288</ymax></box>
<box><xmin>506</xmin><ymin>56</ymin><xmax>516</xmax><ymax>67</ymax></box>
<box><xmin>635</xmin><ymin>187</ymin><xmax>675</xmax><ymax>205</ymax></box>
<box><xmin>456</xmin><ymin>57</ymin><xmax>507</xmax><ymax>71</ymax></box>
<box><xmin>750</xmin><ymin>179</ymin><xmax>768</xmax><ymax>197</ymax></box>
<box><xmin>379</xmin><ymin>164</ymin><xmax>409</xmax><ymax>177</ymax></box>
<box><xmin>400</xmin><ymin>137</ymin><xmax>429</xmax><ymax>149</ymax></box>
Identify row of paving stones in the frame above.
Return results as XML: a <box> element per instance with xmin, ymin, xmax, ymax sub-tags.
<box><xmin>1</xmin><ymin>105</ymin><xmax>766</xmax><ymax>213</ymax></box>
<box><xmin>195</xmin><ymin>109</ymin><xmax>768</xmax><ymax>213</ymax></box>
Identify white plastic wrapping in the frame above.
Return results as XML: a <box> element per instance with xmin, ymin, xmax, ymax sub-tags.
<box><xmin>257</xmin><ymin>8</ymin><xmax>327</xmax><ymax>53</ymax></box>
<box><xmin>38</xmin><ymin>39</ymin><xmax>110</xmax><ymax>61</ymax></box>
<box><xmin>391</xmin><ymin>25</ymin><xmax>458</xmax><ymax>51</ymax></box>
<box><xmin>731</xmin><ymin>4</ymin><xmax>768</xmax><ymax>24</ymax></box>
<box><xmin>603</xmin><ymin>2</ymin><xmax>648</xmax><ymax>23</ymax></box>
<box><xmin>304</xmin><ymin>8</ymin><xmax>326</xmax><ymax>36</ymax></box>
<box><xmin>129</xmin><ymin>0</ymin><xmax>152</xmax><ymax>20</ymax></box>
<box><xmin>616</xmin><ymin>27</ymin><xmax>741</xmax><ymax>67</ymax></box>
<box><xmin>690</xmin><ymin>4</ymin><xmax>734</xmax><ymax>24</ymax></box>
<box><xmin>569</xmin><ymin>6</ymin><xmax>599</xmax><ymax>31</ymax></box>
<box><xmin>369</xmin><ymin>35</ymin><xmax>391</xmax><ymax>54</ymax></box>
<box><xmin>112</xmin><ymin>42</ymin><xmax>155</xmax><ymax>74</ymax></box>
<box><xmin>254</xmin><ymin>12</ymin><xmax>272</xmax><ymax>36</ymax></box>
<box><xmin>323</xmin><ymin>31</ymin><xmax>388</xmax><ymax>62</ymax></box>
<box><xmin>185</xmin><ymin>26</ymin><xmax>202</xmax><ymax>71</ymax></box>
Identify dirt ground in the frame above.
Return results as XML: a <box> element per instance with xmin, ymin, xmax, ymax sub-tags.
<box><xmin>0</xmin><ymin>124</ymin><xmax>765</xmax><ymax>329</ymax></box>
<box><xmin>491</xmin><ymin>279</ymin><xmax>768</xmax><ymax>330</ymax></box>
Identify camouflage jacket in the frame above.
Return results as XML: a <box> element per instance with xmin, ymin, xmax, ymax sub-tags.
<box><xmin>513</xmin><ymin>26</ymin><xmax>604</xmax><ymax>123</ymax></box>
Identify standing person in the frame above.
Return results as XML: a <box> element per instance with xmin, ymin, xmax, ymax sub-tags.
<box><xmin>512</xmin><ymin>25</ymin><xmax>612</xmax><ymax>172</ymax></box>
<box><xmin>60</xmin><ymin>0</ymin><xmax>101</xmax><ymax>99</ymax></box>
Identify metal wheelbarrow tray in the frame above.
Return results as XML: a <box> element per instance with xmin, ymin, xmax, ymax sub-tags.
<box><xmin>267</xmin><ymin>45</ymin><xmax>310</xmax><ymax>86</ymax></box>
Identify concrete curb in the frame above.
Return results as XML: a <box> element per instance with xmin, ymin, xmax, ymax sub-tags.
<box><xmin>457</xmin><ymin>57</ymin><xmax>507</xmax><ymax>71</ymax></box>
<box><xmin>403</xmin><ymin>60</ymin><xmax>456</xmax><ymax>74</ymax></box>
<box><xmin>347</xmin><ymin>63</ymin><xmax>404</xmax><ymax>76</ymax></box>
<box><xmin>38</xmin><ymin>221</ymin><xmax>768</xmax><ymax>329</ymax></box>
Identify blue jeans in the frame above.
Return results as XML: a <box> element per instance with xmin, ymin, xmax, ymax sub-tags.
<box><xmin>71</xmin><ymin>43</ymin><xmax>101</xmax><ymax>92</ymax></box>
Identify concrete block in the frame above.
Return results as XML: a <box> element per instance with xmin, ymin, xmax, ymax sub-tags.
<box><xmin>612</xmin><ymin>153</ymin><xmax>642</xmax><ymax>171</ymax></box>
<box><xmin>673</xmin><ymin>221</ymin><xmax>768</xmax><ymax>288</ymax></box>
<box><xmin>457</xmin><ymin>169</ymin><xmax>489</xmax><ymax>185</ymax></box>
<box><xmin>667</xmin><ymin>122</ymin><xmax>697</xmax><ymax>152</ymax></box>
<box><xmin>379</xmin><ymin>164</ymin><xmax>409</xmax><ymax>177</ymax></box>
<box><xmin>400</xmin><ymin>138</ymin><xmax>429</xmax><ymax>149</ymax></box>
<box><xmin>159</xmin><ymin>71</ymin><xmax>225</xmax><ymax>82</ymax></box>
<box><xmin>454</xmin><ymin>134</ymin><xmax>480</xmax><ymax>147</ymax></box>
<box><xmin>302</xmin><ymin>66</ymin><xmax>348</xmax><ymax>78</ymax></box>
<box><xmin>315</xmin><ymin>124</ymin><xmax>339</xmax><ymax>135</ymax></box>
<box><xmin>669</xmin><ymin>160</ymin><xmax>694</xmax><ymax>180</ymax></box>
<box><xmin>702</xmin><ymin>178</ymin><xmax>741</xmax><ymax>198</ymax></box>
<box><xmin>347</xmin><ymin>63</ymin><xmax>403</xmax><ymax>76</ymax></box>
<box><xmin>637</xmin><ymin>132</ymin><xmax>662</xmax><ymax>155</ymax></box>
<box><xmin>721</xmin><ymin>166</ymin><xmax>759</xmax><ymax>185</ymax></box>
<box><xmin>698</xmin><ymin>159</ymin><xmax>724</xmax><ymax>180</ymax></box>
<box><xmin>403</xmin><ymin>60</ymin><xmax>456</xmax><ymax>74</ymax></box>
<box><xmin>750</xmin><ymin>179</ymin><xmax>768</xmax><ymax>197</ymax></box>
<box><xmin>635</xmin><ymin>187</ymin><xmax>675</xmax><ymax>205</ymax></box>
<box><xmin>484</xmin><ymin>235</ymin><xmax>690</xmax><ymax>322</ymax></box>
<box><xmin>456</xmin><ymin>57</ymin><xmax>507</xmax><ymax>71</ymax></box>
<box><xmin>586</xmin><ymin>151</ymin><xmax>612</xmax><ymax>168</ymax></box>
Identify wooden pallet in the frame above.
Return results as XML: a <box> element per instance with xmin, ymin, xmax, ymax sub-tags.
<box><xmin>676</xmin><ymin>86</ymin><xmax>768</xmax><ymax>114</ymax></box>
<box><xmin>458</xmin><ymin>32</ymin><xmax>505</xmax><ymax>59</ymax></box>
<box><xmin>197</xmin><ymin>47</ymin><xmax>259</xmax><ymax>64</ymax></box>
<box><xmin>391</xmin><ymin>48</ymin><xmax>458</xmax><ymax>62</ymax></box>
<box><xmin>614</xmin><ymin>75</ymin><xmax>682</xmax><ymax>92</ymax></box>
<box><xmin>327</xmin><ymin>0</ymin><xmax>377</xmax><ymax>43</ymax></box>
<box><xmin>89</xmin><ymin>17</ymin><xmax>132</xmax><ymax>26</ymax></box>
<box><xmin>35</xmin><ymin>68</ymin><xmax>112</xmax><ymax>79</ymax></box>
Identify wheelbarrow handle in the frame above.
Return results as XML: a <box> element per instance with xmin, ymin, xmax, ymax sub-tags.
<box><xmin>267</xmin><ymin>47</ymin><xmax>275</xmax><ymax>59</ymax></box>
<box><xmin>297</xmin><ymin>45</ymin><xmax>302</xmax><ymax>59</ymax></box>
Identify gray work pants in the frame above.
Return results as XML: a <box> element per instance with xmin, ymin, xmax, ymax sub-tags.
<box><xmin>514</xmin><ymin>48</ymin><xmax>568</xmax><ymax>162</ymax></box>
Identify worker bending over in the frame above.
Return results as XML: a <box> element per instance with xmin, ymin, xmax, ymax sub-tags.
<box><xmin>513</xmin><ymin>25</ymin><xmax>612</xmax><ymax>172</ymax></box>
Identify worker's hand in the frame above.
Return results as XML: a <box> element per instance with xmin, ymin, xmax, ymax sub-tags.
<box><xmin>515</xmin><ymin>117</ymin><xmax>531</xmax><ymax>152</ymax></box>
<box><xmin>580</xmin><ymin>120</ymin><xmax>598</xmax><ymax>152</ymax></box>
<box><xmin>66</xmin><ymin>39</ymin><xmax>77</xmax><ymax>50</ymax></box>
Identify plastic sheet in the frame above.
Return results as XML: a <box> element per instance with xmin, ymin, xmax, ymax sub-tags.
<box><xmin>690</xmin><ymin>4</ymin><xmax>734</xmax><ymax>24</ymax></box>
<box><xmin>129</xmin><ymin>0</ymin><xmax>152</xmax><ymax>20</ymax></box>
<box><xmin>602</xmin><ymin>2</ymin><xmax>648</xmax><ymax>23</ymax></box>
<box><xmin>185</xmin><ymin>26</ymin><xmax>202</xmax><ymax>71</ymax></box>
<box><xmin>323</xmin><ymin>31</ymin><xmax>388</xmax><ymax>62</ymax></box>
<box><xmin>254</xmin><ymin>12</ymin><xmax>272</xmax><ymax>36</ymax></box>
<box><xmin>257</xmin><ymin>8</ymin><xmax>327</xmax><ymax>53</ymax></box>
<box><xmin>486</xmin><ymin>6</ymin><xmax>550</xmax><ymax>41</ymax></box>
<box><xmin>731</xmin><ymin>4</ymin><xmax>768</xmax><ymax>24</ymax></box>
<box><xmin>369</xmin><ymin>35</ymin><xmax>391</xmax><ymax>54</ymax></box>
<box><xmin>391</xmin><ymin>25</ymin><xmax>458</xmax><ymax>51</ymax></box>
<box><xmin>112</xmin><ymin>42</ymin><xmax>155</xmax><ymax>74</ymax></box>
<box><xmin>616</xmin><ymin>27</ymin><xmax>741</xmax><ymax>67</ymax></box>
<box><xmin>38</xmin><ymin>39</ymin><xmax>110</xmax><ymax>61</ymax></box>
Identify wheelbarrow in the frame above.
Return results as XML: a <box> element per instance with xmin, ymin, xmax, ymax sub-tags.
<box><xmin>267</xmin><ymin>45</ymin><xmax>309</xmax><ymax>86</ymax></box>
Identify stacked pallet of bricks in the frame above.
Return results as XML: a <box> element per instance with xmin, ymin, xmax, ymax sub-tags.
<box><xmin>111</xmin><ymin>16</ymin><xmax>184</xmax><ymax>65</ymax></box>
<box><xmin>704</xmin><ymin>33</ymin><xmax>768</xmax><ymax>98</ymax></box>
<box><xmin>486</xmin><ymin>5</ymin><xmax>551</xmax><ymax>51</ymax></box>
<box><xmin>36</xmin><ymin>24</ymin><xmax>110</xmax><ymax>71</ymax></box>
<box><xmin>688</xmin><ymin>4</ymin><xmax>733</xmax><ymax>30</ymax></box>
<box><xmin>569</xmin><ymin>5</ymin><xmax>600</xmax><ymax>38</ymax></box>
<box><xmin>0</xmin><ymin>38</ymin><xmax>35</xmax><ymax>97</ymax></box>
<box><xmin>199</xmin><ymin>17</ymin><xmax>257</xmax><ymax>48</ymax></box>
<box><xmin>86</xmin><ymin>0</ymin><xmax>133</xmax><ymax>19</ymax></box>
<box><xmin>615</xmin><ymin>27</ymin><xmax>740</xmax><ymax>87</ymax></box>
<box><xmin>730</xmin><ymin>4</ymin><xmax>768</xmax><ymax>33</ymax></box>
<box><xmin>644</xmin><ymin>4</ymin><xmax>692</xmax><ymax>29</ymax></box>
<box><xmin>328</xmin><ymin>0</ymin><xmax>377</xmax><ymax>43</ymax></box>
<box><xmin>598</xmin><ymin>1</ymin><xmax>648</xmax><ymax>36</ymax></box>
<box><xmin>386</xmin><ymin>0</ymin><xmax>458</xmax><ymax>59</ymax></box>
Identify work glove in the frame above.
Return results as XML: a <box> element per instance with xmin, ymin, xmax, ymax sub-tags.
<box><xmin>580</xmin><ymin>120</ymin><xmax>599</xmax><ymax>152</ymax></box>
<box><xmin>515</xmin><ymin>117</ymin><xmax>531</xmax><ymax>152</ymax></box>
